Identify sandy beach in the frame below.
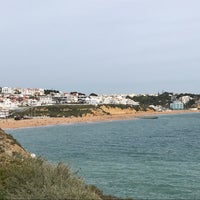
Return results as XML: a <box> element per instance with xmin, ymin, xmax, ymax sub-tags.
<box><xmin>0</xmin><ymin>109</ymin><xmax>199</xmax><ymax>130</ymax></box>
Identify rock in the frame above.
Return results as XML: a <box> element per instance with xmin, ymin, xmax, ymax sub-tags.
<box><xmin>0</xmin><ymin>128</ymin><xmax>30</xmax><ymax>159</ymax></box>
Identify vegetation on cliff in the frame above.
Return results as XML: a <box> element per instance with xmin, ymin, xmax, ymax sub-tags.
<box><xmin>127</xmin><ymin>92</ymin><xmax>173</xmax><ymax>110</ymax></box>
<box><xmin>127</xmin><ymin>92</ymin><xmax>199</xmax><ymax>110</ymax></box>
<box><xmin>11</xmin><ymin>104</ymin><xmax>139</xmax><ymax>118</ymax></box>
<box><xmin>0</xmin><ymin>156</ymin><xmax>101</xmax><ymax>200</ymax></box>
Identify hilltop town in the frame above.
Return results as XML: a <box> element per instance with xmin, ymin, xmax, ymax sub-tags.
<box><xmin>0</xmin><ymin>86</ymin><xmax>200</xmax><ymax>118</ymax></box>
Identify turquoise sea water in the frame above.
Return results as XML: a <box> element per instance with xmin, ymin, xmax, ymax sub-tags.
<box><xmin>7</xmin><ymin>113</ymin><xmax>200</xmax><ymax>199</ymax></box>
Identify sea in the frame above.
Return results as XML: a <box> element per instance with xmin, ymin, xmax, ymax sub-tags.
<box><xmin>7</xmin><ymin>112</ymin><xmax>200</xmax><ymax>200</ymax></box>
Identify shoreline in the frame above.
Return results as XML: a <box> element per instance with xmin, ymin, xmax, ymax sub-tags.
<box><xmin>0</xmin><ymin>110</ymin><xmax>199</xmax><ymax>130</ymax></box>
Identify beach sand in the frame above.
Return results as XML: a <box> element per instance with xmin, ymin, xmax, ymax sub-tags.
<box><xmin>0</xmin><ymin>109</ymin><xmax>199</xmax><ymax>130</ymax></box>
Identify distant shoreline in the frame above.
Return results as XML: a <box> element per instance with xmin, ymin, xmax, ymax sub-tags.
<box><xmin>0</xmin><ymin>110</ymin><xmax>199</xmax><ymax>130</ymax></box>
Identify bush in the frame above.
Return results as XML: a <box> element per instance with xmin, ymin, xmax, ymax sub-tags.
<box><xmin>0</xmin><ymin>156</ymin><xmax>101</xmax><ymax>200</ymax></box>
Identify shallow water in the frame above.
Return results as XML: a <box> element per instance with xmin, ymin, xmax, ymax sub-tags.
<box><xmin>8</xmin><ymin>113</ymin><xmax>200</xmax><ymax>199</ymax></box>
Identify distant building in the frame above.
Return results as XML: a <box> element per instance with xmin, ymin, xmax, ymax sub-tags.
<box><xmin>39</xmin><ymin>95</ymin><xmax>55</xmax><ymax>105</ymax></box>
<box><xmin>1</xmin><ymin>87</ymin><xmax>14</xmax><ymax>94</ymax></box>
<box><xmin>19</xmin><ymin>88</ymin><xmax>44</xmax><ymax>96</ymax></box>
<box><xmin>0</xmin><ymin>108</ymin><xmax>9</xmax><ymax>118</ymax></box>
<box><xmin>179</xmin><ymin>95</ymin><xmax>192</xmax><ymax>104</ymax></box>
<box><xmin>170</xmin><ymin>101</ymin><xmax>184</xmax><ymax>110</ymax></box>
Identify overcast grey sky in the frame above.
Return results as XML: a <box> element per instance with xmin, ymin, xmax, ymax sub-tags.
<box><xmin>1</xmin><ymin>0</ymin><xmax>200</xmax><ymax>94</ymax></box>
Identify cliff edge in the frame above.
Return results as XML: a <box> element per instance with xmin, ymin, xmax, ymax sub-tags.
<box><xmin>0</xmin><ymin>128</ymin><xmax>30</xmax><ymax>159</ymax></box>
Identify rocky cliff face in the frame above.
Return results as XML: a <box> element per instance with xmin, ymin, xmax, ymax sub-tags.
<box><xmin>99</xmin><ymin>105</ymin><xmax>136</xmax><ymax>115</ymax></box>
<box><xmin>0</xmin><ymin>128</ymin><xmax>30</xmax><ymax>158</ymax></box>
<box><xmin>90</xmin><ymin>105</ymin><xmax>137</xmax><ymax>116</ymax></box>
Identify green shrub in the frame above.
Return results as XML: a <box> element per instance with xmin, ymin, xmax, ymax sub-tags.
<box><xmin>0</xmin><ymin>156</ymin><xmax>101</xmax><ymax>200</ymax></box>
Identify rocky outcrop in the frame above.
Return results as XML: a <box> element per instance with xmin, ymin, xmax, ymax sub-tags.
<box><xmin>0</xmin><ymin>128</ymin><xmax>30</xmax><ymax>158</ymax></box>
<box><xmin>99</xmin><ymin>105</ymin><xmax>136</xmax><ymax>115</ymax></box>
<box><xmin>90</xmin><ymin>105</ymin><xmax>136</xmax><ymax>116</ymax></box>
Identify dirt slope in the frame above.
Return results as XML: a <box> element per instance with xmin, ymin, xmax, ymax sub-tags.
<box><xmin>0</xmin><ymin>128</ymin><xmax>30</xmax><ymax>158</ymax></box>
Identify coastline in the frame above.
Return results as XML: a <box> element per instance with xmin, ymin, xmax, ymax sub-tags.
<box><xmin>0</xmin><ymin>109</ymin><xmax>199</xmax><ymax>130</ymax></box>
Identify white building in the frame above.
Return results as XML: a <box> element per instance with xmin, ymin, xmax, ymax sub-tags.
<box><xmin>64</xmin><ymin>93</ymin><xmax>78</xmax><ymax>103</ymax></box>
<box><xmin>1</xmin><ymin>87</ymin><xmax>14</xmax><ymax>94</ymax></box>
<box><xmin>179</xmin><ymin>96</ymin><xmax>192</xmax><ymax>104</ymax></box>
<box><xmin>39</xmin><ymin>95</ymin><xmax>55</xmax><ymax>105</ymax></box>
<box><xmin>0</xmin><ymin>99</ymin><xmax>19</xmax><ymax>110</ymax></box>
<box><xmin>27</xmin><ymin>99</ymin><xmax>41</xmax><ymax>107</ymax></box>
<box><xmin>0</xmin><ymin>108</ymin><xmax>9</xmax><ymax>118</ymax></box>
<box><xmin>102</xmin><ymin>96</ymin><xmax>113</xmax><ymax>104</ymax></box>
<box><xmin>85</xmin><ymin>96</ymin><xmax>101</xmax><ymax>105</ymax></box>
<box><xmin>19</xmin><ymin>88</ymin><xmax>45</xmax><ymax>96</ymax></box>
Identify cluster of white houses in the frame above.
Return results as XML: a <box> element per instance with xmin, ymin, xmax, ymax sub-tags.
<box><xmin>0</xmin><ymin>87</ymin><xmax>139</xmax><ymax>118</ymax></box>
<box><xmin>0</xmin><ymin>87</ymin><xmax>198</xmax><ymax>118</ymax></box>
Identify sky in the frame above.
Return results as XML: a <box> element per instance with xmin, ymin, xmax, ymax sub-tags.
<box><xmin>1</xmin><ymin>0</ymin><xmax>200</xmax><ymax>94</ymax></box>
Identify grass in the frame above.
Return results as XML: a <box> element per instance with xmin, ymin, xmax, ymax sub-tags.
<box><xmin>0</xmin><ymin>155</ymin><xmax>134</xmax><ymax>200</ymax></box>
<box><xmin>0</xmin><ymin>156</ymin><xmax>101</xmax><ymax>200</ymax></box>
<box><xmin>11</xmin><ymin>105</ymin><xmax>96</xmax><ymax>118</ymax></box>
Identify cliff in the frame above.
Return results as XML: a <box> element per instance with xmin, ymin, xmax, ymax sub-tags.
<box><xmin>0</xmin><ymin>128</ymin><xmax>30</xmax><ymax>159</ymax></box>
<box><xmin>10</xmin><ymin>104</ymin><xmax>140</xmax><ymax>118</ymax></box>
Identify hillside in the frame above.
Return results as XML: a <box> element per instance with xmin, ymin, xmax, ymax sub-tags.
<box><xmin>0</xmin><ymin>128</ymin><xmax>30</xmax><ymax>158</ymax></box>
<box><xmin>11</xmin><ymin>104</ymin><xmax>141</xmax><ymax>118</ymax></box>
